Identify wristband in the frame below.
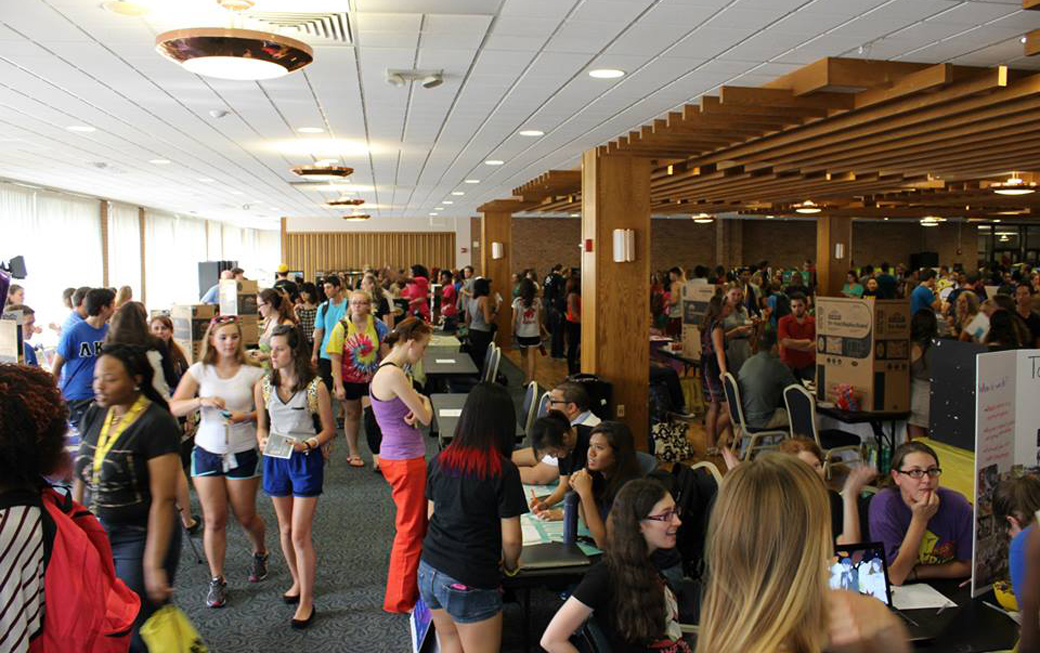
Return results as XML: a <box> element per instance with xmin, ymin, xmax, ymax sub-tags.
<box><xmin>503</xmin><ymin>565</ymin><xmax>520</xmax><ymax>577</ymax></box>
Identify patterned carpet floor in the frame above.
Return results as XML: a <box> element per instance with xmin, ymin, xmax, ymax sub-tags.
<box><xmin>172</xmin><ymin>355</ymin><xmax>566</xmax><ymax>652</ymax></box>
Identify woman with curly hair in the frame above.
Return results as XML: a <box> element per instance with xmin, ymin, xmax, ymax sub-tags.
<box><xmin>541</xmin><ymin>478</ymin><xmax>690</xmax><ymax>652</ymax></box>
<box><xmin>0</xmin><ymin>364</ymin><xmax>69</xmax><ymax>652</ymax></box>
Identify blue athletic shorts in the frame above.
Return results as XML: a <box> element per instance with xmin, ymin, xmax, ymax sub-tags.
<box><xmin>417</xmin><ymin>560</ymin><xmax>502</xmax><ymax>624</ymax></box>
<box><xmin>262</xmin><ymin>450</ymin><xmax>324</xmax><ymax>497</ymax></box>
<box><xmin>191</xmin><ymin>446</ymin><xmax>261</xmax><ymax>479</ymax></box>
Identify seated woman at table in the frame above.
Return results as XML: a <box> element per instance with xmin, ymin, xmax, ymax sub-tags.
<box><xmin>569</xmin><ymin>421</ymin><xmax>642</xmax><ymax>549</ymax></box>
<box><xmin>868</xmin><ymin>442</ymin><xmax>972</xmax><ymax>586</ymax></box>
<box><xmin>541</xmin><ymin>479</ymin><xmax>691</xmax><ymax>653</ymax></box>
<box><xmin>993</xmin><ymin>474</ymin><xmax>1040</xmax><ymax>607</ymax></box>
<box><xmin>526</xmin><ymin>410</ymin><xmax>590</xmax><ymax>516</ymax></box>
<box><xmin>697</xmin><ymin>454</ymin><xmax>909</xmax><ymax>653</ymax></box>
<box><xmin>419</xmin><ymin>382</ymin><xmax>526</xmax><ymax>653</ymax></box>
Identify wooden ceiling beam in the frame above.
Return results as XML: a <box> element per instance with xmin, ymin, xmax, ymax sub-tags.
<box><xmin>764</xmin><ymin>57</ymin><xmax>934</xmax><ymax>96</ymax></box>
<box><xmin>1027</xmin><ymin>29</ymin><xmax>1040</xmax><ymax>56</ymax></box>
<box><xmin>719</xmin><ymin>86</ymin><xmax>855</xmax><ymax>111</ymax></box>
<box><xmin>853</xmin><ymin>63</ymin><xmax>953</xmax><ymax>109</ymax></box>
<box><xmin>700</xmin><ymin>95</ymin><xmax>829</xmax><ymax>120</ymax></box>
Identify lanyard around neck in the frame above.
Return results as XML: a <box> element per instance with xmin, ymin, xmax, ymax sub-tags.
<box><xmin>92</xmin><ymin>394</ymin><xmax>150</xmax><ymax>478</ymax></box>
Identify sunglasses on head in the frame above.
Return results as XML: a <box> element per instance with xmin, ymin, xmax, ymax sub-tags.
<box><xmin>210</xmin><ymin>315</ymin><xmax>239</xmax><ymax>326</ymax></box>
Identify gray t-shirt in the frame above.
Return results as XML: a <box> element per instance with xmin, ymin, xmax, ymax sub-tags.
<box><xmin>738</xmin><ymin>351</ymin><xmax>797</xmax><ymax>428</ymax></box>
<box><xmin>469</xmin><ymin>297</ymin><xmax>491</xmax><ymax>332</ymax></box>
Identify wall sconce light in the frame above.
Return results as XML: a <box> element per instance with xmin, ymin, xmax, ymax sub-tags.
<box><xmin>834</xmin><ymin>243</ymin><xmax>845</xmax><ymax>260</ymax></box>
<box><xmin>612</xmin><ymin>228</ymin><xmax>635</xmax><ymax>263</ymax></box>
<box><xmin>491</xmin><ymin>241</ymin><xmax>504</xmax><ymax>259</ymax></box>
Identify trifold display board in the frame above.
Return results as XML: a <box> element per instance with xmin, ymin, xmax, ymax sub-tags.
<box><xmin>679</xmin><ymin>280</ymin><xmax>715</xmax><ymax>361</ymax></box>
<box><xmin>972</xmin><ymin>349</ymin><xmax>1040</xmax><ymax>597</ymax></box>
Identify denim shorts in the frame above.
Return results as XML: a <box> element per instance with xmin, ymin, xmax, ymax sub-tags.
<box><xmin>417</xmin><ymin>560</ymin><xmax>502</xmax><ymax>624</ymax></box>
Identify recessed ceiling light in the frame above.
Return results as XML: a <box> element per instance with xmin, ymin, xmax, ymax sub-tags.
<box><xmin>1023</xmin><ymin>36</ymin><xmax>1029</xmax><ymax>44</ymax></box>
<box><xmin>588</xmin><ymin>68</ymin><xmax>625</xmax><ymax>79</ymax></box>
<box><xmin>155</xmin><ymin>28</ymin><xmax>314</xmax><ymax>81</ymax></box>
<box><xmin>464</xmin><ymin>179</ymin><xmax>480</xmax><ymax>184</ymax></box>
<box><xmin>297</xmin><ymin>127</ymin><xmax>324</xmax><ymax>134</ymax></box>
<box><xmin>66</xmin><ymin>125</ymin><xmax>96</xmax><ymax>133</ymax></box>
<box><xmin>485</xmin><ymin>160</ymin><xmax>504</xmax><ymax>166</ymax></box>
<box><xmin>149</xmin><ymin>159</ymin><xmax>171</xmax><ymax>165</ymax></box>
<box><xmin>442</xmin><ymin>200</ymin><xmax>454</xmax><ymax>205</ymax></box>
<box><xmin>197</xmin><ymin>178</ymin><xmax>215</xmax><ymax>182</ymax></box>
<box><xmin>429</xmin><ymin>212</ymin><xmax>438</xmax><ymax>216</ymax></box>
<box><xmin>518</xmin><ymin>129</ymin><xmax>544</xmax><ymax>137</ymax></box>
<box><xmin>451</xmin><ymin>191</ymin><xmax>465</xmax><ymax>196</ymax></box>
<box><xmin>434</xmin><ymin>207</ymin><xmax>444</xmax><ymax>211</ymax></box>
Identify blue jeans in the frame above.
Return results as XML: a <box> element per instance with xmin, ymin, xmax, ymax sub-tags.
<box><xmin>104</xmin><ymin>519</ymin><xmax>182</xmax><ymax>653</ymax></box>
<box><xmin>417</xmin><ymin>560</ymin><xmax>502</xmax><ymax>624</ymax></box>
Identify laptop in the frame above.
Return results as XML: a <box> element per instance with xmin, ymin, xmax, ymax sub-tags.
<box><xmin>518</xmin><ymin>541</ymin><xmax>591</xmax><ymax>570</ymax></box>
<box><xmin>829</xmin><ymin>542</ymin><xmax>949</xmax><ymax>643</ymax></box>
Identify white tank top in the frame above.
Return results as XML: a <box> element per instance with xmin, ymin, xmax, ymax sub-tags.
<box><xmin>263</xmin><ymin>376</ymin><xmax>320</xmax><ymax>441</ymax></box>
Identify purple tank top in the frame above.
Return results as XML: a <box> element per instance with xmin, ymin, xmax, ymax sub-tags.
<box><xmin>370</xmin><ymin>369</ymin><xmax>425</xmax><ymax>461</ymax></box>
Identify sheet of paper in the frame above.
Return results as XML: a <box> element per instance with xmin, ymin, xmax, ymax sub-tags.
<box><xmin>435</xmin><ymin>358</ymin><xmax>456</xmax><ymax>364</ymax></box>
<box><xmin>263</xmin><ymin>433</ymin><xmax>295</xmax><ymax>459</ymax></box>
<box><xmin>891</xmin><ymin>583</ymin><xmax>957</xmax><ymax>611</ymax></box>
<box><xmin>521</xmin><ymin>523</ymin><xmax>542</xmax><ymax>545</ymax></box>
<box><xmin>439</xmin><ymin>408</ymin><xmax>462</xmax><ymax>417</ymax></box>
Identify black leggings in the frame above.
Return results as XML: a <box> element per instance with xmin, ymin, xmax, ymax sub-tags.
<box><xmin>469</xmin><ymin>328</ymin><xmax>494</xmax><ymax>372</ymax></box>
<box><xmin>364</xmin><ymin>405</ymin><xmax>382</xmax><ymax>454</ymax></box>
<box><xmin>565</xmin><ymin>320</ymin><xmax>581</xmax><ymax>375</ymax></box>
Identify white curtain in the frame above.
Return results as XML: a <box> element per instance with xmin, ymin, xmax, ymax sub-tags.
<box><xmin>0</xmin><ymin>183</ymin><xmax>102</xmax><ymax>346</ymax></box>
<box><xmin>144</xmin><ymin>211</ymin><xmax>208</xmax><ymax>310</ymax></box>
<box><xmin>107</xmin><ymin>202</ymin><xmax>141</xmax><ymax>299</ymax></box>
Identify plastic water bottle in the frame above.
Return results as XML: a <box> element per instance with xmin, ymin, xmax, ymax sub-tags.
<box><xmin>563</xmin><ymin>491</ymin><xmax>579</xmax><ymax>544</ymax></box>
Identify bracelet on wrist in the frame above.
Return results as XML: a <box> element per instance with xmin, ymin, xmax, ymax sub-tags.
<box><xmin>503</xmin><ymin>565</ymin><xmax>520</xmax><ymax>577</ymax></box>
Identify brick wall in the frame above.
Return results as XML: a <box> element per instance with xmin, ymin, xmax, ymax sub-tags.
<box><xmin>743</xmin><ymin>219</ymin><xmax>816</xmax><ymax>268</ymax></box>
<box><xmin>651</xmin><ymin>219</ymin><xmax>716</xmax><ymax>272</ymax></box>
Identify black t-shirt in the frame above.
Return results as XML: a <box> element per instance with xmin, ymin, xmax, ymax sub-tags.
<box><xmin>558</xmin><ymin>424</ymin><xmax>594</xmax><ymax>477</ymax></box>
<box><xmin>876</xmin><ymin>274</ymin><xmax>898</xmax><ymax>299</ymax></box>
<box><xmin>273</xmin><ymin>278</ymin><xmax>299</xmax><ymax>301</ymax></box>
<box><xmin>829</xmin><ymin>489</ymin><xmax>844</xmax><ymax>543</ymax></box>
<box><xmin>572</xmin><ymin>562</ymin><xmax>683</xmax><ymax>652</ymax></box>
<box><xmin>422</xmin><ymin>454</ymin><xmax>529</xmax><ymax>589</ymax></box>
<box><xmin>74</xmin><ymin>402</ymin><xmax>181</xmax><ymax>526</ymax></box>
<box><xmin>1022</xmin><ymin>311</ymin><xmax>1040</xmax><ymax>346</ymax></box>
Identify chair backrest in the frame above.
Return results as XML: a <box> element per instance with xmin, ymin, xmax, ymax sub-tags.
<box><xmin>636</xmin><ymin>451</ymin><xmax>657</xmax><ymax>476</ymax></box>
<box><xmin>689</xmin><ymin>460</ymin><xmax>723</xmax><ymax>485</ymax></box>
<box><xmin>534</xmin><ymin>391</ymin><xmax>551</xmax><ymax>420</ymax></box>
<box><xmin>721</xmin><ymin>372</ymin><xmax>748</xmax><ymax>430</ymax></box>
<box><xmin>486</xmin><ymin>347</ymin><xmax>502</xmax><ymax>383</ymax></box>
<box><xmin>520</xmin><ymin>381</ymin><xmax>540</xmax><ymax>428</ymax></box>
<box><xmin>783</xmin><ymin>383</ymin><xmax>819</xmax><ymax>444</ymax></box>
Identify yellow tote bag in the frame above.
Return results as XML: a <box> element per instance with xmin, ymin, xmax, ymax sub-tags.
<box><xmin>140</xmin><ymin>605</ymin><xmax>208</xmax><ymax>653</ymax></box>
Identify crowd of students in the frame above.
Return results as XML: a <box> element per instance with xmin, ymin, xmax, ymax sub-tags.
<box><xmin>3</xmin><ymin>254</ymin><xmax>1040</xmax><ymax>653</ymax></box>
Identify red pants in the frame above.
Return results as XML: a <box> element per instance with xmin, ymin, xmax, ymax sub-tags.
<box><xmin>381</xmin><ymin>456</ymin><xmax>428</xmax><ymax>613</ymax></box>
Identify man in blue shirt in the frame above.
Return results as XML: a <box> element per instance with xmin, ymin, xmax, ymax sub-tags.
<box><xmin>200</xmin><ymin>267</ymin><xmax>243</xmax><ymax>304</ymax></box>
<box><xmin>52</xmin><ymin>287</ymin><xmax>115</xmax><ymax>426</ymax></box>
<box><xmin>876</xmin><ymin>264</ymin><xmax>899</xmax><ymax>300</ymax></box>
<box><xmin>910</xmin><ymin>269</ymin><xmax>940</xmax><ymax>316</ymax></box>
<box><xmin>60</xmin><ymin>286</ymin><xmax>91</xmax><ymax>333</ymax></box>
<box><xmin>311</xmin><ymin>275</ymin><xmax>347</xmax><ymax>423</ymax></box>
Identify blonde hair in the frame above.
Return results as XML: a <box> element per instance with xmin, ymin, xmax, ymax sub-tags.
<box><xmin>199</xmin><ymin>319</ymin><xmax>253</xmax><ymax>367</ymax></box>
<box><xmin>697</xmin><ymin>453</ymin><xmax>831</xmax><ymax>653</ymax></box>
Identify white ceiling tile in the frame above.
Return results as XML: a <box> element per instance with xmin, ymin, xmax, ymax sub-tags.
<box><xmin>543</xmin><ymin>20</ymin><xmax>628</xmax><ymax>54</ymax></box>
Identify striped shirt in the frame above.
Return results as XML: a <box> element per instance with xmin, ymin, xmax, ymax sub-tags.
<box><xmin>0</xmin><ymin>503</ymin><xmax>45</xmax><ymax>653</ymax></box>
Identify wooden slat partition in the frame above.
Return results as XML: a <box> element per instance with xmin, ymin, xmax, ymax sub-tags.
<box><xmin>284</xmin><ymin>231</ymin><xmax>456</xmax><ymax>280</ymax></box>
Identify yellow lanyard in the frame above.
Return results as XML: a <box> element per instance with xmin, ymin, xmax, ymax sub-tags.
<box><xmin>92</xmin><ymin>394</ymin><xmax>150</xmax><ymax>483</ymax></box>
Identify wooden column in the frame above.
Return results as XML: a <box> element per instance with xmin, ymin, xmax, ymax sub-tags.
<box><xmin>580</xmin><ymin>148</ymin><xmax>652</xmax><ymax>448</ymax></box>
<box><xmin>100</xmin><ymin>200</ymin><xmax>110</xmax><ymax>287</ymax></box>
<box><xmin>280</xmin><ymin>217</ymin><xmax>288</xmax><ymax>263</ymax></box>
<box><xmin>478</xmin><ymin>202</ymin><xmax>518</xmax><ymax>347</ymax></box>
<box><xmin>138</xmin><ymin>207</ymin><xmax>147</xmax><ymax>305</ymax></box>
<box><xmin>815</xmin><ymin>215</ymin><xmax>853</xmax><ymax>297</ymax></box>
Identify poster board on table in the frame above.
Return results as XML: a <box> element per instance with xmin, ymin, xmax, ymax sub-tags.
<box><xmin>972</xmin><ymin>349</ymin><xmax>1040</xmax><ymax>597</ymax></box>
<box><xmin>680</xmin><ymin>282</ymin><xmax>716</xmax><ymax>361</ymax></box>
<box><xmin>0</xmin><ymin>309</ymin><xmax>25</xmax><ymax>364</ymax></box>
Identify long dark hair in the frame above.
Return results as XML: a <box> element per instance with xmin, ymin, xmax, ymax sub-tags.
<box><xmin>605</xmin><ymin>479</ymin><xmax>671</xmax><ymax>644</ymax></box>
<box><xmin>590</xmin><ymin>421</ymin><xmax>642</xmax><ymax>510</ymax></box>
<box><xmin>701</xmin><ymin>291</ymin><xmax>726</xmax><ymax>331</ymax></box>
<box><xmin>99</xmin><ymin>343</ymin><xmax>169</xmax><ymax>412</ymax></box>
<box><xmin>269</xmin><ymin>324</ymin><xmax>316</xmax><ymax>393</ymax></box>
<box><xmin>518</xmin><ymin>278</ymin><xmax>536</xmax><ymax>308</ymax></box>
<box><xmin>439</xmin><ymin>382</ymin><xmax>516</xmax><ymax>479</ymax></box>
<box><xmin>986</xmin><ymin>309</ymin><xmax>1021</xmax><ymax>348</ymax></box>
<box><xmin>106</xmin><ymin>301</ymin><xmax>163</xmax><ymax>351</ymax></box>
<box><xmin>910</xmin><ymin>309</ymin><xmax>938</xmax><ymax>364</ymax></box>
<box><xmin>261</xmin><ymin>288</ymin><xmax>296</xmax><ymax>325</ymax></box>
<box><xmin>472</xmin><ymin>277</ymin><xmax>491</xmax><ymax>299</ymax></box>
<box><xmin>149</xmin><ymin>314</ymin><xmax>188</xmax><ymax>374</ymax></box>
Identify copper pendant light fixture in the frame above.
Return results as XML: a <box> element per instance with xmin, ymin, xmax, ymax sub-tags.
<box><xmin>327</xmin><ymin>198</ymin><xmax>365</xmax><ymax>206</ymax></box>
<box><xmin>342</xmin><ymin>214</ymin><xmax>371</xmax><ymax>221</ymax></box>
<box><xmin>292</xmin><ymin>165</ymin><xmax>354</xmax><ymax>180</ymax></box>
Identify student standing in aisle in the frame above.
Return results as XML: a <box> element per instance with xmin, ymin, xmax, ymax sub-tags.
<box><xmin>328</xmin><ymin>290</ymin><xmax>390</xmax><ymax>469</ymax></box>
<box><xmin>170</xmin><ymin>316</ymin><xmax>269</xmax><ymax>608</ymax></box>
<box><xmin>52</xmin><ymin>287</ymin><xmax>116</xmax><ymax>427</ymax></box>
<box><xmin>255</xmin><ymin>325</ymin><xmax>336</xmax><ymax>629</ymax></box>
<box><xmin>564</xmin><ymin>276</ymin><xmax>582</xmax><ymax>375</ymax></box>
<box><xmin>419</xmin><ymin>382</ymin><xmax>526</xmax><ymax>652</ymax></box>
<box><xmin>312</xmin><ymin>275</ymin><xmax>348</xmax><ymax>428</ymax></box>
<box><xmin>294</xmin><ymin>282</ymin><xmax>320</xmax><ymax>353</ymax></box>
<box><xmin>466</xmin><ymin>278</ymin><xmax>498</xmax><ymax>373</ymax></box>
<box><xmin>72</xmin><ymin>344</ymin><xmax>181</xmax><ymax>652</ymax></box>
<box><xmin>512</xmin><ymin>278</ymin><xmax>546</xmax><ymax>385</ymax></box>
<box><xmin>439</xmin><ymin>269</ymin><xmax>459</xmax><ymax>332</ymax></box>
<box><xmin>369</xmin><ymin>317</ymin><xmax>433</xmax><ymax>614</ymax></box>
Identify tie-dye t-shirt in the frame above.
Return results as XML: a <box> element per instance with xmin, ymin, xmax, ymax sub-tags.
<box><xmin>325</xmin><ymin>315</ymin><xmax>390</xmax><ymax>384</ymax></box>
<box><xmin>869</xmin><ymin>487</ymin><xmax>973</xmax><ymax>567</ymax></box>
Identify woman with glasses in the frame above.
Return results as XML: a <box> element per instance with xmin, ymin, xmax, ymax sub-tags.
<box><xmin>170</xmin><ymin>316</ymin><xmax>269</xmax><ymax>608</ymax></box>
<box><xmin>868</xmin><ymin>442</ymin><xmax>972</xmax><ymax>586</ymax></box>
<box><xmin>327</xmin><ymin>290</ymin><xmax>390</xmax><ymax>469</ymax></box>
<box><xmin>541</xmin><ymin>479</ymin><xmax>690</xmax><ymax>653</ymax></box>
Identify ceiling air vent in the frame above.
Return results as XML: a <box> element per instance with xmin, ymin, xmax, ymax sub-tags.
<box><xmin>247</xmin><ymin>12</ymin><xmax>352</xmax><ymax>44</ymax></box>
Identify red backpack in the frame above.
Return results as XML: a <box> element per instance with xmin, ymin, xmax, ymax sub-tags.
<box><xmin>27</xmin><ymin>486</ymin><xmax>140</xmax><ymax>652</ymax></box>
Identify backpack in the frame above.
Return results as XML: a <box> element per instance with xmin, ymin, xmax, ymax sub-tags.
<box><xmin>24</xmin><ymin>486</ymin><xmax>140</xmax><ymax>652</ymax></box>
<box><xmin>667</xmin><ymin>463</ymin><xmax>719</xmax><ymax>580</ymax></box>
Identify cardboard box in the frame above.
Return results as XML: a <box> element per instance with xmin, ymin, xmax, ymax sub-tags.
<box><xmin>219</xmin><ymin>279</ymin><xmax>259</xmax><ymax>316</ymax></box>
<box><xmin>679</xmin><ymin>281</ymin><xmax>716</xmax><ymax>361</ymax></box>
<box><xmin>815</xmin><ymin>297</ymin><xmax>911</xmax><ymax>412</ymax></box>
<box><xmin>238</xmin><ymin>314</ymin><xmax>260</xmax><ymax>346</ymax></box>
<box><xmin>171</xmin><ymin>304</ymin><xmax>217</xmax><ymax>365</ymax></box>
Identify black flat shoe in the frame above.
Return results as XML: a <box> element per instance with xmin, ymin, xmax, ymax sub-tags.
<box><xmin>291</xmin><ymin>606</ymin><xmax>316</xmax><ymax>630</ymax></box>
<box><xmin>283</xmin><ymin>594</ymin><xmax>300</xmax><ymax>605</ymax></box>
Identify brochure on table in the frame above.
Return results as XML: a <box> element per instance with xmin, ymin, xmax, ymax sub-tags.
<box><xmin>972</xmin><ymin>349</ymin><xmax>1040</xmax><ymax>597</ymax></box>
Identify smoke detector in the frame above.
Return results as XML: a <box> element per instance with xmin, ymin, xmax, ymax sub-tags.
<box><xmin>386</xmin><ymin>69</ymin><xmax>444</xmax><ymax>89</ymax></box>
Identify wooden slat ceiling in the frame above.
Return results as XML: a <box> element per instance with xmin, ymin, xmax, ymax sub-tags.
<box><xmin>510</xmin><ymin>57</ymin><xmax>1040</xmax><ymax>220</ymax></box>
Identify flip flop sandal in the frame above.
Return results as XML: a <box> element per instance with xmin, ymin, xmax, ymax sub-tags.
<box><xmin>348</xmin><ymin>456</ymin><xmax>366</xmax><ymax>468</ymax></box>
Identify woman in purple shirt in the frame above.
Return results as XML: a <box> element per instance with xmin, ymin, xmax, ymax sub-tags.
<box><xmin>369</xmin><ymin>317</ymin><xmax>433</xmax><ymax>614</ymax></box>
<box><xmin>868</xmin><ymin>442</ymin><xmax>972</xmax><ymax>586</ymax></box>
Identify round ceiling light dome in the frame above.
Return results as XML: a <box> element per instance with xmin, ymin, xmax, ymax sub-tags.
<box><xmin>155</xmin><ymin>28</ymin><xmax>314</xmax><ymax>81</ymax></box>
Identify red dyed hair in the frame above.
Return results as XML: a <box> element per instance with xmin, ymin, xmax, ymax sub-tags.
<box><xmin>439</xmin><ymin>443</ymin><xmax>503</xmax><ymax>480</ymax></box>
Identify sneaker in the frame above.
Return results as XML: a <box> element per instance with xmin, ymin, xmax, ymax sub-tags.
<box><xmin>249</xmin><ymin>551</ymin><xmax>269</xmax><ymax>583</ymax></box>
<box><xmin>207</xmin><ymin>576</ymin><xmax>227</xmax><ymax>608</ymax></box>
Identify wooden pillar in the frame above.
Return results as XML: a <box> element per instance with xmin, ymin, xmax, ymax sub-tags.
<box><xmin>815</xmin><ymin>215</ymin><xmax>853</xmax><ymax>297</ymax></box>
<box><xmin>100</xmin><ymin>200</ymin><xmax>110</xmax><ymax>287</ymax></box>
<box><xmin>478</xmin><ymin>205</ymin><xmax>514</xmax><ymax>347</ymax></box>
<box><xmin>280</xmin><ymin>217</ymin><xmax>288</xmax><ymax>264</ymax></box>
<box><xmin>138</xmin><ymin>207</ymin><xmax>147</xmax><ymax>305</ymax></box>
<box><xmin>580</xmin><ymin>148</ymin><xmax>652</xmax><ymax>448</ymax></box>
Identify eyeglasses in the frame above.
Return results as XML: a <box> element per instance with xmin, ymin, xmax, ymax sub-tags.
<box><xmin>644</xmin><ymin>507</ymin><xmax>681</xmax><ymax>522</ymax></box>
<box><xmin>896</xmin><ymin>467</ymin><xmax>942</xmax><ymax>480</ymax></box>
<box><xmin>548</xmin><ymin>398</ymin><xmax>566</xmax><ymax>405</ymax></box>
